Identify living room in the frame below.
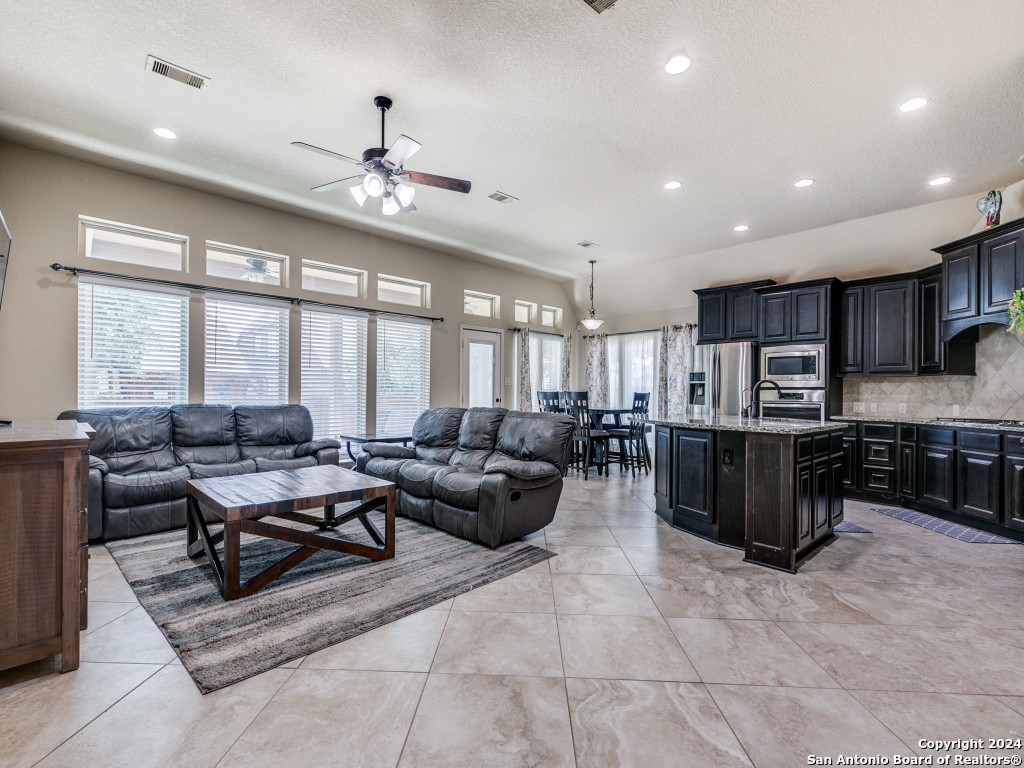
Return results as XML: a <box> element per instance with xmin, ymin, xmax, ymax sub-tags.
<box><xmin>3</xmin><ymin>2</ymin><xmax>1024</xmax><ymax>767</ymax></box>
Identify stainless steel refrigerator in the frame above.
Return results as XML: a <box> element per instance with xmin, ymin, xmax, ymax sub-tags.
<box><xmin>687</xmin><ymin>341</ymin><xmax>756</xmax><ymax>417</ymax></box>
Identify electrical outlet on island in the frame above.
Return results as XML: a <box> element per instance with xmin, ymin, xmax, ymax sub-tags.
<box><xmin>853</xmin><ymin>402</ymin><xmax>865</xmax><ymax>413</ymax></box>
<box><xmin>953</xmin><ymin>404</ymin><xmax>960</xmax><ymax>417</ymax></box>
<box><xmin>869</xmin><ymin>403</ymin><xmax>877</xmax><ymax>413</ymax></box>
<box><xmin>899</xmin><ymin>403</ymin><xmax>907</xmax><ymax>414</ymax></box>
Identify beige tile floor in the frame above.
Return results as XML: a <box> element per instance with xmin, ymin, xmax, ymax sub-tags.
<box><xmin>3</xmin><ymin>469</ymin><xmax>1024</xmax><ymax>767</ymax></box>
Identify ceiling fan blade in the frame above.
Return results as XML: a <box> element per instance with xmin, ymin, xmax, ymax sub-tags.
<box><xmin>310</xmin><ymin>175</ymin><xmax>362</xmax><ymax>193</ymax></box>
<box><xmin>291</xmin><ymin>141</ymin><xmax>364</xmax><ymax>166</ymax></box>
<box><xmin>381</xmin><ymin>134</ymin><xmax>422</xmax><ymax>171</ymax></box>
<box><xmin>400</xmin><ymin>170</ymin><xmax>472</xmax><ymax>194</ymax></box>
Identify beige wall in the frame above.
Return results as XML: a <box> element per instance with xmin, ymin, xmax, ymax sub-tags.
<box><xmin>0</xmin><ymin>142</ymin><xmax>574</xmax><ymax>421</ymax></box>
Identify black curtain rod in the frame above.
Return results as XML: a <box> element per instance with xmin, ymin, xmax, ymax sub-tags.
<box><xmin>50</xmin><ymin>263</ymin><xmax>445</xmax><ymax>323</ymax></box>
<box><xmin>582</xmin><ymin>324</ymin><xmax>693</xmax><ymax>339</ymax></box>
<box><xmin>509</xmin><ymin>327</ymin><xmax>567</xmax><ymax>337</ymax></box>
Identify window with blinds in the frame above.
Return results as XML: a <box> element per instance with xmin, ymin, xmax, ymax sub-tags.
<box><xmin>301</xmin><ymin>309</ymin><xmax>367</xmax><ymax>439</ymax></box>
<box><xmin>515</xmin><ymin>332</ymin><xmax>563</xmax><ymax>411</ymax></box>
<box><xmin>377</xmin><ymin>318</ymin><xmax>430</xmax><ymax>434</ymax></box>
<box><xmin>205</xmin><ymin>297</ymin><xmax>289</xmax><ymax>405</ymax></box>
<box><xmin>78</xmin><ymin>281</ymin><xmax>189</xmax><ymax>407</ymax></box>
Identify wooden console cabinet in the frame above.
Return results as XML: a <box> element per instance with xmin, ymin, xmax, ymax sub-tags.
<box><xmin>0</xmin><ymin>421</ymin><xmax>94</xmax><ymax>673</ymax></box>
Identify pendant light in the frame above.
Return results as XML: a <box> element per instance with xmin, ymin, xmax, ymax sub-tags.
<box><xmin>580</xmin><ymin>259</ymin><xmax>604</xmax><ymax>330</ymax></box>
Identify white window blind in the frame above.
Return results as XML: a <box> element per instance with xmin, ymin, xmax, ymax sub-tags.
<box><xmin>516</xmin><ymin>332</ymin><xmax>563</xmax><ymax>411</ymax></box>
<box><xmin>608</xmin><ymin>330</ymin><xmax>660</xmax><ymax>418</ymax></box>
<box><xmin>377</xmin><ymin>318</ymin><xmax>430</xmax><ymax>434</ymax></box>
<box><xmin>205</xmin><ymin>297</ymin><xmax>289</xmax><ymax>405</ymax></box>
<box><xmin>301</xmin><ymin>308</ymin><xmax>367</xmax><ymax>439</ymax></box>
<box><xmin>78</xmin><ymin>281</ymin><xmax>188</xmax><ymax>407</ymax></box>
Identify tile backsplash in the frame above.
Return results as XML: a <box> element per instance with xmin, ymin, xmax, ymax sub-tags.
<box><xmin>842</xmin><ymin>326</ymin><xmax>1024</xmax><ymax>421</ymax></box>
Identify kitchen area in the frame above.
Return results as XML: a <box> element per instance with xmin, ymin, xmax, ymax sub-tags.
<box><xmin>651</xmin><ymin>215</ymin><xmax>1024</xmax><ymax>570</ymax></box>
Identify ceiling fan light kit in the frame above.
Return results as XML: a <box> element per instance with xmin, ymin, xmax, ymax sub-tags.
<box><xmin>294</xmin><ymin>95</ymin><xmax>471</xmax><ymax>216</ymax></box>
<box><xmin>580</xmin><ymin>259</ymin><xmax>604</xmax><ymax>331</ymax></box>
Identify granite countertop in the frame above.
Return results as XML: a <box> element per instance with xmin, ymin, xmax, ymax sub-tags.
<box><xmin>643</xmin><ymin>413</ymin><xmax>847</xmax><ymax>435</ymax></box>
<box><xmin>835</xmin><ymin>415</ymin><xmax>1024</xmax><ymax>434</ymax></box>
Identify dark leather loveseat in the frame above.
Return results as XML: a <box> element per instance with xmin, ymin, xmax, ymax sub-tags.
<box><xmin>356</xmin><ymin>407</ymin><xmax>575</xmax><ymax>547</ymax></box>
<box><xmin>58</xmin><ymin>404</ymin><xmax>340</xmax><ymax>541</ymax></box>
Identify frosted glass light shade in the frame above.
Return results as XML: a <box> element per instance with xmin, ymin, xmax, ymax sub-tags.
<box><xmin>581</xmin><ymin>316</ymin><xmax>603</xmax><ymax>330</ymax></box>
<box><xmin>350</xmin><ymin>185</ymin><xmax>368</xmax><ymax>207</ymax></box>
<box><xmin>381</xmin><ymin>194</ymin><xmax>400</xmax><ymax>215</ymax></box>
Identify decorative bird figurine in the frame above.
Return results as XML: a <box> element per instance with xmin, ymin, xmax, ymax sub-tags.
<box><xmin>977</xmin><ymin>190</ymin><xmax>1002</xmax><ymax>229</ymax></box>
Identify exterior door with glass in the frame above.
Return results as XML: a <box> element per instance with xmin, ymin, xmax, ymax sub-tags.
<box><xmin>460</xmin><ymin>328</ymin><xmax>503</xmax><ymax>409</ymax></box>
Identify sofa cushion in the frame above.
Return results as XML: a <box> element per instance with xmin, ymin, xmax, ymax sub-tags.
<box><xmin>103</xmin><ymin>498</ymin><xmax>190</xmax><ymax>541</ymax></box>
<box><xmin>236</xmin><ymin>405</ymin><xmax>314</xmax><ymax>459</ymax></box>
<box><xmin>363</xmin><ymin>443</ymin><xmax>416</xmax><ymax>460</ymax></box>
<box><xmin>433</xmin><ymin>500</ymin><xmax>478</xmax><ymax>542</ymax></box>
<box><xmin>397</xmin><ymin>490</ymin><xmax>434</xmax><ymax>525</ymax></box>
<box><xmin>59</xmin><ymin>407</ymin><xmax>176</xmax><ymax>474</ymax></box>
<box><xmin>397</xmin><ymin>460</ymin><xmax>449</xmax><ymax>497</ymax></box>
<box><xmin>104</xmin><ymin>465</ymin><xmax>191</xmax><ymax>508</ymax></box>
<box><xmin>483</xmin><ymin>457</ymin><xmax>561</xmax><ymax>482</ymax></box>
<box><xmin>412</xmin><ymin>407</ymin><xmax>465</xmax><ymax>464</ymax></box>
<box><xmin>254</xmin><ymin>456</ymin><xmax>318</xmax><ymax>473</ymax></box>
<box><xmin>432</xmin><ymin>467</ymin><xmax>484</xmax><ymax>510</ymax></box>
<box><xmin>493</xmin><ymin>412</ymin><xmax>576</xmax><ymax>471</ymax></box>
<box><xmin>364</xmin><ymin>456</ymin><xmax>410</xmax><ymax>483</ymax></box>
<box><xmin>295</xmin><ymin>439</ymin><xmax>342</xmax><ymax>457</ymax></box>
<box><xmin>171</xmin><ymin>404</ymin><xmax>241</xmax><ymax>464</ymax></box>
<box><xmin>187</xmin><ymin>459</ymin><xmax>258</xmax><ymax>480</ymax></box>
<box><xmin>450</xmin><ymin>408</ymin><xmax>507</xmax><ymax>468</ymax></box>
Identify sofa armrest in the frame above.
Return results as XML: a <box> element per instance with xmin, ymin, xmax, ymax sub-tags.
<box><xmin>87</xmin><ymin>467</ymin><xmax>105</xmax><ymax>540</ymax></box>
<box><xmin>295</xmin><ymin>438</ymin><xmax>342</xmax><ymax>457</ymax></box>
<box><xmin>89</xmin><ymin>454</ymin><xmax>109</xmax><ymax>474</ymax></box>
<box><xmin>362</xmin><ymin>442</ymin><xmax>416</xmax><ymax>459</ymax></box>
<box><xmin>484</xmin><ymin>459</ymin><xmax>560</xmax><ymax>482</ymax></box>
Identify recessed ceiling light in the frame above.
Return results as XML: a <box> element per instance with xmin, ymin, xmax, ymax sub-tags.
<box><xmin>733</xmin><ymin>224</ymin><xmax>749</xmax><ymax>232</ymax></box>
<box><xmin>664</xmin><ymin>54</ymin><xmax>691</xmax><ymax>75</ymax></box>
<box><xmin>929</xmin><ymin>176</ymin><xmax>951</xmax><ymax>186</ymax></box>
<box><xmin>153</xmin><ymin>127</ymin><xmax>177</xmax><ymax>140</ymax></box>
<box><xmin>664</xmin><ymin>180</ymin><xmax>682</xmax><ymax>190</ymax></box>
<box><xmin>899</xmin><ymin>97</ymin><xmax>928</xmax><ymax>113</ymax></box>
<box><xmin>794</xmin><ymin>178</ymin><xmax>814</xmax><ymax>188</ymax></box>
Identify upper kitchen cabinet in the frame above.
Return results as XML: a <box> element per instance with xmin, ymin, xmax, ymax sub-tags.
<box><xmin>754</xmin><ymin>278</ymin><xmax>838</xmax><ymax>346</ymax></box>
<box><xmin>694</xmin><ymin>280</ymin><xmax>776</xmax><ymax>345</ymax></box>
<box><xmin>935</xmin><ymin>217</ymin><xmax>1024</xmax><ymax>341</ymax></box>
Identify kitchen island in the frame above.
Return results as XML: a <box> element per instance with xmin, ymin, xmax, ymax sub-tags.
<box><xmin>648</xmin><ymin>414</ymin><xmax>847</xmax><ymax>572</ymax></box>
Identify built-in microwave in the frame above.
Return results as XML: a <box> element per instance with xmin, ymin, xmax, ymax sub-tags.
<box><xmin>760</xmin><ymin>343</ymin><xmax>826</xmax><ymax>388</ymax></box>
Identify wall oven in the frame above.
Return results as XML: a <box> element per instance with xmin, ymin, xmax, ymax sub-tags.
<box><xmin>758</xmin><ymin>388</ymin><xmax>826</xmax><ymax>421</ymax></box>
<box><xmin>761</xmin><ymin>343</ymin><xmax>826</xmax><ymax>389</ymax></box>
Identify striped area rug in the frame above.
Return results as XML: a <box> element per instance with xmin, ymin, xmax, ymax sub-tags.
<box><xmin>873</xmin><ymin>507</ymin><xmax>1021</xmax><ymax>544</ymax></box>
<box><xmin>106</xmin><ymin>516</ymin><xmax>554</xmax><ymax>693</ymax></box>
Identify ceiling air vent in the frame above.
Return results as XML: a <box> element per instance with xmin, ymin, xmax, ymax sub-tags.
<box><xmin>577</xmin><ymin>240</ymin><xmax>600</xmax><ymax>248</ymax></box>
<box><xmin>487</xmin><ymin>191</ymin><xmax>519</xmax><ymax>204</ymax></box>
<box><xmin>578</xmin><ymin>0</ymin><xmax>620</xmax><ymax>13</ymax></box>
<box><xmin>145</xmin><ymin>55</ymin><xmax>209</xmax><ymax>90</ymax></box>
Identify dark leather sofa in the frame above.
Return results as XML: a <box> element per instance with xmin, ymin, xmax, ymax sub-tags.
<box><xmin>356</xmin><ymin>407</ymin><xmax>575</xmax><ymax>547</ymax></box>
<box><xmin>57</xmin><ymin>404</ymin><xmax>340</xmax><ymax>541</ymax></box>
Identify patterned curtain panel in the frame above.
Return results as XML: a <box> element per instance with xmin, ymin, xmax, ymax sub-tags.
<box><xmin>585</xmin><ymin>333</ymin><xmax>609</xmax><ymax>408</ymax></box>
<box><xmin>657</xmin><ymin>323</ymin><xmax>696</xmax><ymax>417</ymax></box>
<box><xmin>517</xmin><ymin>328</ymin><xmax>532</xmax><ymax>411</ymax></box>
<box><xmin>561</xmin><ymin>333</ymin><xmax>573</xmax><ymax>391</ymax></box>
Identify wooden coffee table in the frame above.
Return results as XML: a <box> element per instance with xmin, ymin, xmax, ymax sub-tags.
<box><xmin>185</xmin><ymin>464</ymin><xmax>395</xmax><ymax>601</ymax></box>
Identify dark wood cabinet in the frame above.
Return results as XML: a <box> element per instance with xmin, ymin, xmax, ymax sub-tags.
<box><xmin>759</xmin><ymin>291</ymin><xmax>791</xmax><ymax>344</ymax></box>
<box><xmin>842</xmin><ymin>436</ymin><xmax>858</xmax><ymax>491</ymax></box>
<box><xmin>796</xmin><ymin>460</ymin><xmax>813</xmax><ymax>551</ymax></box>
<box><xmin>694</xmin><ymin>280</ymin><xmax>776</xmax><ymax>345</ymax></box>
<box><xmin>980</xmin><ymin>227</ymin><xmax>1024</xmax><ymax>316</ymax></box>
<box><xmin>918</xmin><ymin>443</ymin><xmax>956</xmax><ymax>511</ymax></box>
<box><xmin>958</xmin><ymin>449</ymin><xmax>1001</xmax><ymax>521</ymax></box>
<box><xmin>1005</xmin><ymin>454</ymin><xmax>1024</xmax><ymax>532</ymax></box>
<box><xmin>697</xmin><ymin>292</ymin><xmax>726</xmax><ymax>343</ymax></box>
<box><xmin>830</xmin><ymin>455</ymin><xmax>845</xmax><ymax>524</ymax></box>
<box><xmin>942</xmin><ymin>244</ymin><xmax>979</xmax><ymax>322</ymax></box>
<box><xmin>792</xmin><ymin>286</ymin><xmax>829</xmax><ymax>342</ymax></box>
<box><xmin>654</xmin><ymin>426</ymin><xmax>672</xmax><ymax>518</ymax></box>
<box><xmin>812</xmin><ymin>456</ymin><xmax>831</xmax><ymax>540</ymax></box>
<box><xmin>918</xmin><ymin>269</ymin><xmax>944</xmax><ymax>373</ymax></box>
<box><xmin>672</xmin><ymin>429</ymin><xmax>714</xmax><ymax>526</ymax></box>
<box><xmin>839</xmin><ymin>287</ymin><xmax>864</xmax><ymax>375</ymax></box>
<box><xmin>866</xmin><ymin>280</ymin><xmax>916</xmax><ymax>374</ymax></box>
<box><xmin>899</xmin><ymin>443</ymin><xmax>916</xmax><ymax>498</ymax></box>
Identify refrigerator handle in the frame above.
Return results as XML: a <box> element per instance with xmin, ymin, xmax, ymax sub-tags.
<box><xmin>710</xmin><ymin>345</ymin><xmax>721</xmax><ymax>412</ymax></box>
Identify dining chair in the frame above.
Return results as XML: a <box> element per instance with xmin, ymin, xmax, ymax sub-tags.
<box><xmin>609</xmin><ymin>393</ymin><xmax>650</xmax><ymax>477</ymax></box>
<box><xmin>565</xmin><ymin>394</ymin><xmax>608</xmax><ymax>480</ymax></box>
<box><xmin>536</xmin><ymin>391</ymin><xmax>562</xmax><ymax>413</ymax></box>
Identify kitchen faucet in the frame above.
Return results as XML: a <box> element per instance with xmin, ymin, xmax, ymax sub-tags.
<box><xmin>742</xmin><ymin>379</ymin><xmax>783</xmax><ymax>418</ymax></box>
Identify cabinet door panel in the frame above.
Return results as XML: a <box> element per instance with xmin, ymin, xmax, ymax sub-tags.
<box><xmin>899</xmin><ymin>444</ymin><xmax>916</xmax><ymax>498</ymax></box>
<box><xmin>981</xmin><ymin>230</ymin><xmax>1023</xmax><ymax>316</ymax></box>
<box><xmin>957</xmin><ymin>450</ymin><xmax>1000</xmax><ymax>521</ymax></box>
<box><xmin>728</xmin><ymin>290</ymin><xmax>759</xmax><ymax>339</ymax></box>
<box><xmin>1005</xmin><ymin>455</ymin><xmax>1024</xmax><ymax>532</ymax></box>
<box><xmin>796</xmin><ymin>461</ymin><xmax>813</xmax><ymax>549</ymax></box>
<box><xmin>759</xmin><ymin>292</ymin><xmax>791</xmax><ymax>343</ymax></box>
<box><xmin>942</xmin><ymin>245</ymin><xmax>978</xmax><ymax>322</ymax></box>
<box><xmin>830</xmin><ymin>454</ymin><xmax>845</xmax><ymax>524</ymax></box>
<box><xmin>918</xmin><ymin>445</ymin><xmax>956</xmax><ymax>511</ymax></box>
<box><xmin>813</xmin><ymin>457</ymin><xmax>831</xmax><ymax>539</ymax></box>
<box><xmin>655</xmin><ymin>426</ymin><xmax>671</xmax><ymax>507</ymax></box>
<box><xmin>697</xmin><ymin>293</ymin><xmax>726</xmax><ymax>343</ymax></box>
<box><xmin>840</xmin><ymin>287</ymin><xmax>864</xmax><ymax>375</ymax></box>
<box><xmin>867</xmin><ymin>280</ymin><xmax>916</xmax><ymax>375</ymax></box>
<box><xmin>842</xmin><ymin>437</ymin><xmax>858</xmax><ymax>491</ymax></box>
<box><xmin>919</xmin><ymin>272</ymin><xmax>944</xmax><ymax>372</ymax></box>
<box><xmin>673</xmin><ymin>430</ymin><xmax>714</xmax><ymax>523</ymax></box>
<box><xmin>792</xmin><ymin>286</ymin><xmax>828</xmax><ymax>342</ymax></box>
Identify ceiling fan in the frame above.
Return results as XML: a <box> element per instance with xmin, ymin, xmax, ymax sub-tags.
<box><xmin>293</xmin><ymin>96</ymin><xmax>472</xmax><ymax>215</ymax></box>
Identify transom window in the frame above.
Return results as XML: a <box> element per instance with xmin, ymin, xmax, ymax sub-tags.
<box><xmin>514</xmin><ymin>300</ymin><xmax>536</xmax><ymax>324</ymax></box>
<box><xmin>378</xmin><ymin>274</ymin><xmax>430</xmax><ymax>308</ymax></box>
<box><xmin>302</xmin><ymin>260</ymin><xmax>366</xmax><ymax>298</ymax></box>
<box><xmin>80</xmin><ymin>217</ymin><xmax>187</xmax><ymax>271</ymax></box>
<box><xmin>464</xmin><ymin>290</ymin><xmax>500</xmax><ymax>319</ymax></box>
<box><xmin>541</xmin><ymin>305</ymin><xmax>561</xmax><ymax>328</ymax></box>
<box><xmin>206</xmin><ymin>241</ymin><xmax>287</xmax><ymax>286</ymax></box>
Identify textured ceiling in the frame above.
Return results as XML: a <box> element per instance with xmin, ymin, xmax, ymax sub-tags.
<box><xmin>0</xmin><ymin>0</ymin><xmax>1022</xmax><ymax>318</ymax></box>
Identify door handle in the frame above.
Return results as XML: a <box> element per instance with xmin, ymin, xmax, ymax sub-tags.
<box><xmin>496</xmin><ymin>398</ymin><xmax>501</xmax><ymax>403</ymax></box>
